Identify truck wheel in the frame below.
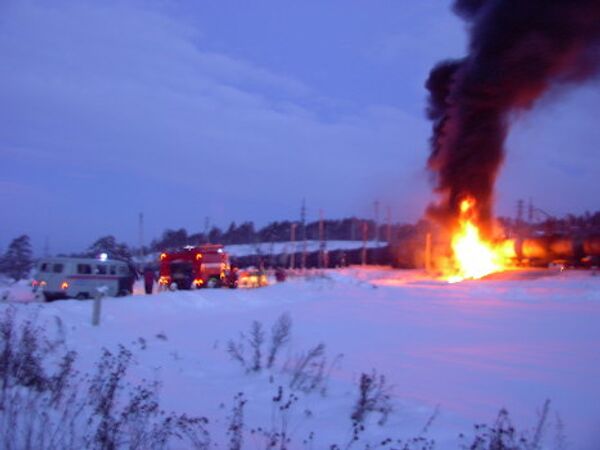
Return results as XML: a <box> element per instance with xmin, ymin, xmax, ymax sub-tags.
<box><xmin>75</xmin><ymin>293</ymin><xmax>88</xmax><ymax>300</ymax></box>
<box><xmin>206</xmin><ymin>277</ymin><xmax>219</xmax><ymax>289</ymax></box>
<box><xmin>117</xmin><ymin>289</ymin><xmax>131</xmax><ymax>297</ymax></box>
<box><xmin>169</xmin><ymin>283</ymin><xmax>178</xmax><ymax>291</ymax></box>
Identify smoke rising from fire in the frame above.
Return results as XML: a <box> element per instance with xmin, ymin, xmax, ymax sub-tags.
<box><xmin>426</xmin><ymin>0</ymin><xmax>600</xmax><ymax>236</ymax></box>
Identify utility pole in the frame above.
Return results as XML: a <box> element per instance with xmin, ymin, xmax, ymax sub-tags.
<box><xmin>289</xmin><ymin>222</ymin><xmax>297</xmax><ymax>270</ymax></box>
<box><xmin>361</xmin><ymin>221</ymin><xmax>368</xmax><ymax>266</ymax></box>
<box><xmin>318</xmin><ymin>209</ymin><xmax>325</xmax><ymax>269</ymax></box>
<box><xmin>43</xmin><ymin>236</ymin><xmax>50</xmax><ymax>257</ymax></box>
<box><xmin>373</xmin><ymin>200</ymin><xmax>380</xmax><ymax>265</ymax></box>
<box><xmin>138</xmin><ymin>212</ymin><xmax>144</xmax><ymax>259</ymax></box>
<box><xmin>528</xmin><ymin>198</ymin><xmax>534</xmax><ymax>223</ymax></box>
<box><xmin>204</xmin><ymin>217</ymin><xmax>210</xmax><ymax>243</ymax></box>
<box><xmin>300</xmin><ymin>199</ymin><xmax>307</xmax><ymax>269</ymax></box>
<box><xmin>386</xmin><ymin>206</ymin><xmax>392</xmax><ymax>243</ymax></box>
<box><xmin>516</xmin><ymin>199</ymin><xmax>524</xmax><ymax>225</ymax></box>
<box><xmin>425</xmin><ymin>233</ymin><xmax>432</xmax><ymax>273</ymax></box>
<box><xmin>373</xmin><ymin>200</ymin><xmax>380</xmax><ymax>244</ymax></box>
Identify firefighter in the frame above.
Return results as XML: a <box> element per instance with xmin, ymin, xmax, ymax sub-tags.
<box><xmin>275</xmin><ymin>267</ymin><xmax>286</xmax><ymax>282</ymax></box>
<box><xmin>226</xmin><ymin>265</ymin><xmax>239</xmax><ymax>289</ymax></box>
<box><xmin>143</xmin><ymin>266</ymin><xmax>155</xmax><ymax>294</ymax></box>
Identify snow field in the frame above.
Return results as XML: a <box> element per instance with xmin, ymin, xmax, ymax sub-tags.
<box><xmin>1</xmin><ymin>267</ymin><xmax>599</xmax><ymax>449</ymax></box>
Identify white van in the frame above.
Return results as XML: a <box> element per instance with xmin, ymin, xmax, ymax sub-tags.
<box><xmin>33</xmin><ymin>257</ymin><xmax>135</xmax><ymax>301</ymax></box>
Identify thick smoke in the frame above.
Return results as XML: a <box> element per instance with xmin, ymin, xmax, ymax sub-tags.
<box><xmin>426</xmin><ymin>0</ymin><xmax>600</xmax><ymax>237</ymax></box>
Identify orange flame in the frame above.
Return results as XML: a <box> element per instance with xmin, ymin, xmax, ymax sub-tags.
<box><xmin>447</xmin><ymin>198</ymin><xmax>514</xmax><ymax>283</ymax></box>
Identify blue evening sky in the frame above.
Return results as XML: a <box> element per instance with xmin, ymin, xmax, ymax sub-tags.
<box><xmin>1</xmin><ymin>0</ymin><xmax>599</xmax><ymax>254</ymax></box>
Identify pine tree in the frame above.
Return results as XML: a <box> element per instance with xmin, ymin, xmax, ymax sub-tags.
<box><xmin>1</xmin><ymin>235</ymin><xmax>34</xmax><ymax>281</ymax></box>
<box><xmin>87</xmin><ymin>235</ymin><xmax>132</xmax><ymax>262</ymax></box>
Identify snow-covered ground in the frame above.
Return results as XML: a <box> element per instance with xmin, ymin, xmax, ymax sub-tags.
<box><xmin>1</xmin><ymin>267</ymin><xmax>599</xmax><ymax>449</ymax></box>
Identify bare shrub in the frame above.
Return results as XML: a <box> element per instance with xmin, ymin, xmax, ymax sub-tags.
<box><xmin>84</xmin><ymin>345</ymin><xmax>212</xmax><ymax>450</ymax></box>
<box><xmin>345</xmin><ymin>371</ymin><xmax>394</xmax><ymax>448</ymax></box>
<box><xmin>350</xmin><ymin>372</ymin><xmax>393</xmax><ymax>425</ymax></box>
<box><xmin>419</xmin><ymin>405</ymin><xmax>440</xmax><ymax>437</ymax></box>
<box><xmin>0</xmin><ymin>308</ymin><xmax>210</xmax><ymax>450</ymax></box>
<box><xmin>530</xmin><ymin>399</ymin><xmax>550</xmax><ymax>450</ymax></box>
<box><xmin>267</xmin><ymin>313</ymin><xmax>292</xmax><ymax>369</ymax></box>
<box><xmin>227</xmin><ymin>392</ymin><xmax>246</xmax><ymax>450</ymax></box>
<box><xmin>286</xmin><ymin>343</ymin><xmax>327</xmax><ymax>393</ymax></box>
<box><xmin>227</xmin><ymin>315</ymin><xmax>339</xmax><ymax>395</ymax></box>
<box><xmin>227</xmin><ymin>314</ymin><xmax>292</xmax><ymax>374</ymax></box>
<box><xmin>250</xmin><ymin>386</ymin><xmax>298</xmax><ymax>450</ymax></box>
<box><xmin>460</xmin><ymin>402</ymin><xmax>551</xmax><ymax>450</ymax></box>
<box><xmin>227</xmin><ymin>339</ymin><xmax>246</xmax><ymax>369</ymax></box>
<box><xmin>553</xmin><ymin>413</ymin><xmax>566</xmax><ymax>450</ymax></box>
<box><xmin>249</xmin><ymin>321</ymin><xmax>264</xmax><ymax>372</ymax></box>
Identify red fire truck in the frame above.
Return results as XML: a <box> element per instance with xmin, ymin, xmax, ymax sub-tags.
<box><xmin>158</xmin><ymin>244</ymin><xmax>236</xmax><ymax>289</ymax></box>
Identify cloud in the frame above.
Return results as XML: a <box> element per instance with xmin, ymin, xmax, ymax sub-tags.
<box><xmin>0</xmin><ymin>0</ymin><xmax>431</xmax><ymax>251</ymax></box>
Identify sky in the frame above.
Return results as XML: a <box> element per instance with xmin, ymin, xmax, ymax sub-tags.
<box><xmin>1</xmin><ymin>0</ymin><xmax>599</xmax><ymax>254</ymax></box>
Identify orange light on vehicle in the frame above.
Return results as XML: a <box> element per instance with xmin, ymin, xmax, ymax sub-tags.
<box><xmin>193</xmin><ymin>278</ymin><xmax>204</xmax><ymax>286</ymax></box>
<box><xmin>196</xmin><ymin>253</ymin><xmax>203</xmax><ymax>260</ymax></box>
<box><xmin>158</xmin><ymin>276</ymin><xmax>170</xmax><ymax>285</ymax></box>
<box><xmin>60</xmin><ymin>281</ymin><xmax>69</xmax><ymax>290</ymax></box>
<box><xmin>160</xmin><ymin>253</ymin><xmax>167</xmax><ymax>260</ymax></box>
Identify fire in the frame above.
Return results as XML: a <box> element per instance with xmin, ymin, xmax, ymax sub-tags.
<box><xmin>447</xmin><ymin>198</ymin><xmax>513</xmax><ymax>283</ymax></box>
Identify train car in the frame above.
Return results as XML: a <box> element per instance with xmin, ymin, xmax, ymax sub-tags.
<box><xmin>519</xmin><ymin>235</ymin><xmax>600</xmax><ymax>268</ymax></box>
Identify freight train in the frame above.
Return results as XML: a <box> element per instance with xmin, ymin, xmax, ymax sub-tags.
<box><xmin>512</xmin><ymin>235</ymin><xmax>600</xmax><ymax>267</ymax></box>
<box><xmin>392</xmin><ymin>234</ymin><xmax>600</xmax><ymax>270</ymax></box>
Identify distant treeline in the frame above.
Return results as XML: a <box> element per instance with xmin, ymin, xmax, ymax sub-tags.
<box><xmin>2</xmin><ymin>211</ymin><xmax>599</xmax><ymax>278</ymax></box>
<box><xmin>148</xmin><ymin>218</ymin><xmax>418</xmax><ymax>253</ymax></box>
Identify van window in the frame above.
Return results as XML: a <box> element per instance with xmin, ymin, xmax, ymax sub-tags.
<box><xmin>77</xmin><ymin>264</ymin><xmax>92</xmax><ymax>275</ymax></box>
<box><xmin>40</xmin><ymin>263</ymin><xmax>49</xmax><ymax>272</ymax></box>
<box><xmin>52</xmin><ymin>264</ymin><xmax>64</xmax><ymax>273</ymax></box>
<box><xmin>109</xmin><ymin>266</ymin><xmax>116</xmax><ymax>275</ymax></box>
<box><xmin>118</xmin><ymin>266</ymin><xmax>129</xmax><ymax>275</ymax></box>
<box><xmin>96</xmin><ymin>265</ymin><xmax>107</xmax><ymax>275</ymax></box>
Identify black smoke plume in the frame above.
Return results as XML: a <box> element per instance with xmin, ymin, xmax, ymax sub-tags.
<box><xmin>426</xmin><ymin>0</ymin><xmax>600</xmax><ymax>237</ymax></box>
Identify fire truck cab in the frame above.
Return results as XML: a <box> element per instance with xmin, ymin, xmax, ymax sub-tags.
<box><xmin>158</xmin><ymin>244</ymin><xmax>234</xmax><ymax>290</ymax></box>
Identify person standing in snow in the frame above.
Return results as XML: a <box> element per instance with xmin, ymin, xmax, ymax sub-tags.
<box><xmin>143</xmin><ymin>266</ymin><xmax>155</xmax><ymax>294</ymax></box>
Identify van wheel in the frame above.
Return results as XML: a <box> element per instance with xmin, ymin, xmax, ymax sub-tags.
<box><xmin>75</xmin><ymin>293</ymin><xmax>88</xmax><ymax>300</ymax></box>
<box><xmin>206</xmin><ymin>277</ymin><xmax>220</xmax><ymax>289</ymax></box>
<box><xmin>43</xmin><ymin>292</ymin><xmax>54</xmax><ymax>302</ymax></box>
